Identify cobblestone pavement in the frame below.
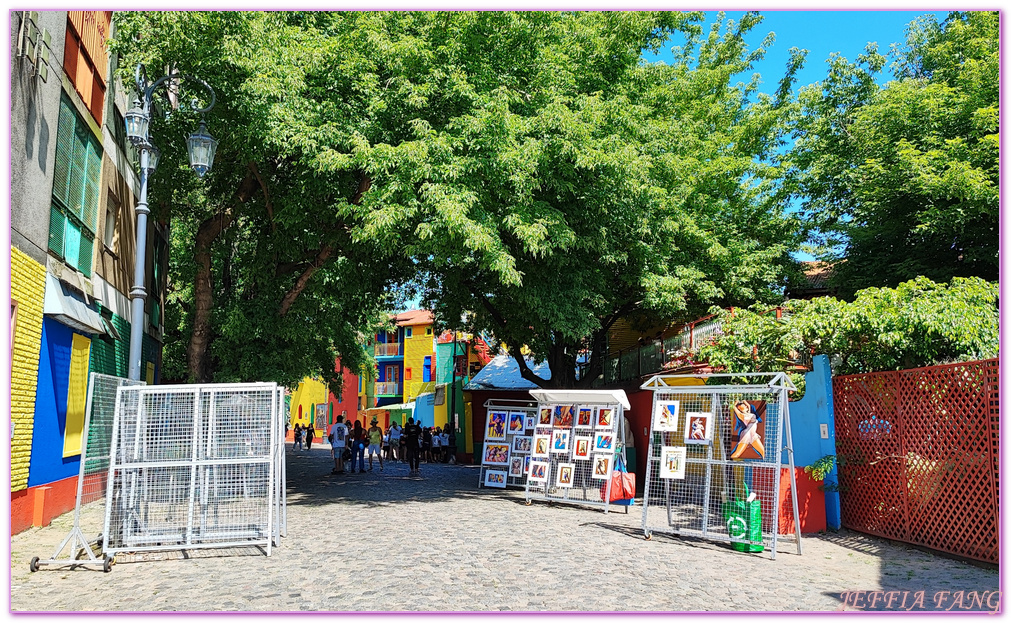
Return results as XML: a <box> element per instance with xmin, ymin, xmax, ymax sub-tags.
<box><xmin>10</xmin><ymin>445</ymin><xmax>999</xmax><ymax>612</ymax></box>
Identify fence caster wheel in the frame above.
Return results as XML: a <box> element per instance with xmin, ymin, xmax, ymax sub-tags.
<box><xmin>103</xmin><ymin>556</ymin><xmax>113</xmax><ymax>573</ymax></box>
<box><xmin>644</xmin><ymin>533</ymin><xmax>652</xmax><ymax>541</ymax></box>
<box><xmin>524</xmin><ymin>500</ymin><xmax>532</xmax><ymax>506</ymax></box>
<box><xmin>29</xmin><ymin>557</ymin><xmax>40</xmax><ymax>572</ymax></box>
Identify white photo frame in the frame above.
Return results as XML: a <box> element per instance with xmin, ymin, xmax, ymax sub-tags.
<box><xmin>573</xmin><ymin>436</ymin><xmax>592</xmax><ymax>460</ymax></box>
<box><xmin>486</xmin><ymin>411</ymin><xmax>508</xmax><ymax>441</ymax></box>
<box><xmin>660</xmin><ymin>446</ymin><xmax>687</xmax><ymax>479</ymax></box>
<box><xmin>653</xmin><ymin>400</ymin><xmax>680</xmax><ymax>432</ymax></box>
<box><xmin>532</xmin><ymin>434</ymin><xmax>551</xmax><ymax>458</ymax></box>
<box><xmin>509</xmin><ymin>456</ymin><xmax>525</xmax><ymax>478</ymax></box>
<box><xmin>528</xmin><ymin>460</ymin><xmax>549</xmax><ymax>483</ymax></box>
<box><xmin>484</xmin><ymin>470</ymin><xmax>507</xmax><ymax>488</ymax></box>
<box><xmin>684</xmin><ymin>411</ymin><xmax>713</xmax><ymax>445</ymax></box>
<box><xmin>595</xmin><ymin>406</ymin><xmax>615</xmax><ymax>429</ymax></box>
<box><xmin>550</xmin><ymin>429</ymin><xmax>571</xmax><ymax>454</ymax></box>
<box><xmin>575</xmin><ymin>406</ymin><xmax>594</xmax><ymax>429</ymax></box>
<box><xmin>593</xmin><ymin>431</ymin><xmax>615</xmax><ymax>453</ymax></box>
<box><xmin>524</xmin><ymin>455</ymin><xmax>532</xmax><ymax>475</ymax></box>
<box><xmin>591</xmin><ymin>454</ymin><xmax>612</xmax><ymax>480</ymax></box>
<box><xmin>482</xmin><ymin>442</ymin><xmax>510</xmax><ymax>466</ymax></box>
<box><xmin>512</xmin><ymin>435</ymin><xmax>532</xmax><ymax>454</ymax></box>
<box><xmin>508</xmin><ymin>411</ymin><xmax>526</xmax><ymax>435</ymax></box>
<box><xmin>555</xmin><ymin>462</ymin><xmax>576</xmax><ymax>488</ymax></box>
<box><xmin>524</xmin><ymin>414</ymin><xmax>537</xmax><ymax>430</ymax></box>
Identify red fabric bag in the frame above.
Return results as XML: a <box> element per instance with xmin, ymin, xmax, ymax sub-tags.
<box><xmin>601</xmin><ymin>455</ymin><xmax>636</xmax><ymax>502</ymax></box>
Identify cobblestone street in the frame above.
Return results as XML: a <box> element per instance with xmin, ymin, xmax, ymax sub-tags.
<box><xmin>10</xmin><ymin>445</ymin><xmax>999</xmax><ymax>612</ymax></box>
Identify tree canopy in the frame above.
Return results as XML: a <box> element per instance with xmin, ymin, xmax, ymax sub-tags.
<box><xmin>789</xmin><ymin>11</ymin><xmax>998</xmax><ymax>297</ymax></box>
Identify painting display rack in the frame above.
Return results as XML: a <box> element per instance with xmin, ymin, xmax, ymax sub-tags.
<box><xmin>639</xmin><ymin>373</ymin><xmax>802</xmax><ymax>560</ymax></box>
<box><xmin>477</xmin><ymin>399</ymin><xmax>538</xmax><ymax>490</ymax></box>
<box><xmin>523</xmin><ymin>389</ymin><xmax>629</xmax><ymax>514</ymax></box>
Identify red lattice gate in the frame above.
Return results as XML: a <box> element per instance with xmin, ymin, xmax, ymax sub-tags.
<box><xmin>833</xmin><ymin>359</ymin><xmax>999</xmax><ymax>564</ymax></box>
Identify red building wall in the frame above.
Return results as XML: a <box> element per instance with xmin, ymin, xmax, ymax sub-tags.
<box><xmin>328</xmin><ymin>359</ymin><xmax>359</xmax><ymax>429</ymax></box>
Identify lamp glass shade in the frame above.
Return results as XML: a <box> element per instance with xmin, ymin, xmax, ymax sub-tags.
<box><xmin>124</xmin><ymin>105</ymin><xmax>149</xmax><ymax>145</ymax></box>
<box><xmin>186</xmin><ymin>122</ymin><xmax>217</xmax><ymax>177</ymax></box>
<box><xmin>146</xmin><ymin>145</ymin><xmax>160</xmax><ymax>172</ymax></box>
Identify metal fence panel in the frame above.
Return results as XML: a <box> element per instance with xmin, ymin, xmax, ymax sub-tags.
<box><xmin>477</xmin><ymin>400</ymin><xmax>539</xmax><ymax>491</ymax></box>
<box><xmin>833</xmin><ymin>359</ymin><xmax>999</xmax><ymax>564</ymax></box>
<box><xmin>640</xmin><ymin>374</ymin><xmax>800</xmax><ymax>559</ymax></box>
<box><xmin>103</xmin><ymin>383</ymin><xmax>281</xmax><ymax>557</ymax></box>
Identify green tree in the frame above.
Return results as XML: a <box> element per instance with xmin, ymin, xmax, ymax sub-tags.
<box><xmin>789</xmin><ymin>11</ymin><xmax>998</xmax><ymax>297</ymax></box>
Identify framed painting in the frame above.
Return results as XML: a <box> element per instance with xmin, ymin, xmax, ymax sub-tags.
<box><xmin>528</xmin><ymin>460</ymin><xmax>549</xmax><ymax>483</ymax></box>
<box><xmin>508</xmin><ymin>411</ymin><xmax>526</xmax><ymax>435</ymax></box>
<box><xmin>730</xmin><ymin>400</ymin><xmax>767</xmax><ymax>460</ymax></box>
<box><xmin>684</xmin><ymin>411</ymin><xmax>713</xmax><ymax>445</ymax></box>
<box><xmin>532</xmin><ymin>434</ymin><xmax>551</xmax><ymax>458</ymax></box>
<box><xmin>593</xmin><ymin>431</ymin><xmax>615</xmax><ymax>453</ymax></box>
<box><xmin>484</xmin><ymin>470</ymin><xmax>507</xmax><ymax>488</ymax></box>
<box><xmin>509</xmin><ymin>456</ymin><xmax>525</xmax><ymax>478</ymax></box>
<box><xmin>524</xmin><ymin>413</ymin><xmax>537</xmax><ymax>430</ymax></box>
<box><xmin>575</xmin><ymin>407</ymin><xmax>593</xmax><ymax>429</ymax></box>
<box><xmin>591</xmin><ymin>454</ymin><xmax>612</xmax><ymax>480</ymax></box>
<box><xmin>573</xmin><ymin>436</ymin><xmax>592</xmax><ymax>460</ymax></box>
<box><xmin>550</xmin><ymin>429</ymin><xmax>571</xmax><ymax>454</ymax></box>
<box><xmin>482</xmin><ymin>443</ymin><xmax>510</xmax><ymax>466</ymax></box>
<box><xmin>538</xmin><ymin>406</ymin><xmax>553</xmax><ymax>426</ymax></box>
<box><xmin>596</xmin><ymin>407</ymin><xmax>615</xmax><ymax>429</ymax></box>
<box><xmin>553</xmin><ymin>405</ymin><xmax>575</xmax><ymax>428</ymax></box>
<box><xmin>524</xmin><ymin>455</ymin><xmax>532</xmax><ymax>475</ymax></box>
<box><xmin>660</xmin><ymin>446</ymin><xmax>687</xmax><ymax>479</ymax></box>
<box><xmin>486</xmin><ymin>411</ymin><xmax>508</xmax><ymax>441</ymax></box>
<box><xmin>512</xmin><ymin>435</ymin><xmax>532</xmax><ymax>454</ymax></box>
<box><xmin>653</xmin><ymin>401</ymin><xmax>680</xmax><ymax>432</ymax></box>
<box><xmin>556</xmin><ymin>462</ymin><xmax>576</xmax><ymax>488</ymax></box>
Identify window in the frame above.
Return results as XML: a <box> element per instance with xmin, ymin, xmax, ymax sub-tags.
<box><xmin>49</xmin><ymin>93</ymin><xmax>102</xmax><ymax>277</ymax></box>
<box><xmin>405</xmin><ymin>327</ymin><xmax>413</xmax><ymax>338</ymax></box>
<box><xmin>385</xmin><ymin>365</ymin><xmax>399</xmax><ymax>384</ymax></box>
<box><xmin>423</xmin><ymin>356</ymin><xmax>432</xmax><ymax>382</ymax></box>
<box><xmin>426</xmin><ymin>327</ymin><xmax>432</xmax><ymax>335</ymax></box>
<box><xmin>103</xmin><ymin>192</ymin><xmax>117</xmax><ymax>248</ymax></box>
<box><xmin>405</xmin><ymin>368</ymin><xmax>412</xmax><ymax>381</ymax></box>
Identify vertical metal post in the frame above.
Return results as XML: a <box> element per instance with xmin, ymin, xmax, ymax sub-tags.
<box><xmin>184</xmin><ymin>389</ymin><xmax>201</xmax><ymax>546</ymax></box>
<box><xmin>127</xmin><ymin>148</ymin><xmax>150</xmax><ymax>381</ymax></box>
<box><xmin>102</xmin><ymin>385</ymin><xmax>126</xmax><ymax>555</ymax></box>
<box><xmin>783</xmin><ymin>387</ymin><xmax>803</xmax><ymax>554</ymax></box>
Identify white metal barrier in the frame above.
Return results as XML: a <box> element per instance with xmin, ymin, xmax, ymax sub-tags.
<box><xmin>102</xmin><ymin>382</ymin><xmax>284</xmax><ymax>557</ymax></box>
<box><xmin>639</xmin><ymin>373</ymin><xmax>802</xmax><ymax>559</ymax></box>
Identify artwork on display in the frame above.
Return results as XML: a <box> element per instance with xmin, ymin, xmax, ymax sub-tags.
<box><xmin>684</xmin><ymin>411</ymin><xmax>713</xmax><ymax>445</ymax></box>
<box><xmin>596</xmin><ymin>407</ymin><xmax>614</xmax><ymax>429</ymax></box>
<box><xmin>659</xmin><ymin>446</ymin><xmax>687</xmax><ymax>479</ymax></box>
<box><xmin>573</xmin><ymin>436</ymin><xmax>592</xmax><ymax>460</ymax></box>
<box><xmin>528</xmin><ymin>460</ymin><xmax>549</xmax><ymax>482</ymax></box>
<box><xmin>525</xmin><ymin>414</ymin><xmax>537</xmax><ymax>430</ymax></box>
<box><xmin>509</xmin><ymin>456</ymin><xmax>525</xmax><ymax>478</ymax></box>
<box><xmin>653</xmin><ymin>401</ymin><xmax>680</xmax><ymax>432</ymax></box>
<box><xmin>532</xmin><ymin>434</ymin><xmax>551</xmax><ymax>458</ymax></box>
<box><xmin>486</xmin><ymin>411</ymin><xmax>508</xmax><ymax>441</ymax></box>
<box><xmin>508</xmin><ymin>412</ymin><xmax>526</xmax><ymax>434</ymax></box>
<box><xmin>556</xmin><ymin>463</ymin><xmax>576</xmax><ymax>488</ymax></box>
<box><xmin>593</xmin><ymin>431</ymin><xmax>614</xmax><ymax>453</ymax></box>
<box><xmin>575</xmin><ymin>407</ymin><xmax>593</xmax><ymax>428</ymax></box>
<box><xmin>524</xmin><ymin>455</ymin><xmax>532</xmax><ymax>475</ymax></box>
<box><xmin>730</xmin><ymin>400</ymin><xmax>767</xmax><ymax>460</ymax></box>
<box><xmin>484</xmin><ymin>470</ymin><xmax>507</xmax><ymax>488</ymax></box>
<box><xmin>538</xmin><ymin>406</ymin><xmax>553</xmax><ymax>426</ymax></box>
<box><xmin>550</xmin><ymin>429</ymin><xmax>571</xmax><ymax>453</ymax></box>
<box><xmin>553</xmin><ymin>405</ymin><xmax>575</xmax><ymax>428</ymax></box>
<box><xmin>482</xmin><ymin>443</ymin><xmax>510</xmax><ymax>466</ymax></box>
<box><xmin>591</xmin><ymin>454</ymin><xmax>612</xmax><ymax>479</ymax></box>
<box><xmin>512</xmin><ymin>435</ymin><xmax>532</xmax><ymax>454</ymax></box>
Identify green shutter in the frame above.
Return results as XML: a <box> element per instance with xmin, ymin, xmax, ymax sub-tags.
<box><xmin>150</xmin><ymin>300</ymin><xmax>160</xmax><ymax>328</ymax></box>
<box><xmin>52</xmin><ymin>97</ymin><xmax>76</xmax><ymax>208</ymax></box>
<box><xmin>67</xmin><ymin>123</ymin><xmax>89</xmax><ymax>219</ymax></box>
<box><xmin>48</xmin><ymin>204</ymin><xmax>66</xmax><ymax>257</ymax></box>
<box><xmin>81</xmin><ymin>137</ymin><xmax>102</xmax><ymax>232</ymax></box>
<box><xmin>78</xmin><ymin>232</ymin><xmax>93</xmax><ymax>277</ymax></box>
<box><xmin>64</xmin><ymin>219</ymin><xmax>81</xmax><ymax>271</ymax></box>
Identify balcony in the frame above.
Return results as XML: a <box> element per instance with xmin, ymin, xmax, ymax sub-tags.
<box><xmin>374</xmin><ymin>342</ymin><xmax>402</xmax><ymax>357</ymax></box>
<box><xmin>375</xmin><ymin>382</ymin><xmax>403</xmax><ymax>396</ymax></box>
<box><xmin>602</xmin><ymin>315</ymin><xmax>724</xmax><ymax>385</ymax></box>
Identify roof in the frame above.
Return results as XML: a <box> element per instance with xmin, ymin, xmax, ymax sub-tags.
<box><xmin>393</xmin><ymin>310</ymin><xmax>435</xmax><ymax>327</ymax></box>
<box><xmin>464</xmin><ymin>353</ymin><xmax>551</xmax><ymax>391</ymax></box>
<box><xmin>799</xmin><ymin>261</ymin><xmax>835</xmax><ymax>290</ymax></box>
<box><xmin>528</xmin><ymin>389</ymin><xmax>630</xmax><ymax>409</ymax></box>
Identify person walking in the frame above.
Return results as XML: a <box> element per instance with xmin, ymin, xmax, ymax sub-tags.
<box><xmin>367</xmin><ymin>417</ymin><xmax>384</xmax><ymax>471</ymax></box>
<box><xmin>432</xmin><ymin>427</ymin><xmax>442</xmax><ymax>463</ymax></box>
<box><xmin>350</xmin><ymin>420</ymin><xmax>366</xmax><ymax>473</ymax></box>
<box><xmin>439</xmin><ymin>428</ymin><xmax>450</xmax><ymax>463</ymax></box>
<box><xmin>329</xmin><ymin>415</ymin><xmax>348</xmax><ymax>474</ymax></box>
<box><xmin>388</xmin><ymin>422</ymin><xmax>401</xmax><ymax>462</ymax></box>
<box><xmin>404</xmin><ymin>417</ymin><xmax>422</xmax><ymax>476</ymax></box>
<box><xmin>305</xmin><ymin>424</ymin><xmax>315</xmax><ymax>451</ymax></box>
<box><xmin>422</xmin><ymin>427</ymin><xmax>433</xmax><ymax>463</ymax></box>
<box><xmin>293</xmin><ymin>424</ymin><xmax>303</xmax><ymax>451</ymax></box>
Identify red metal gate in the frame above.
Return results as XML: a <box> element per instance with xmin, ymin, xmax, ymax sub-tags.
<box><xmin>833</xmin><ymin>359</ymin><xmax>999</xmax><ymax>563</ymax></box>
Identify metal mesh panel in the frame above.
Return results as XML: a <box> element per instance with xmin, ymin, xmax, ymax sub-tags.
<box><xmin>478</xmin><ymin>401</ymin><xmax>538</xmax><ymax>490</ymax></box>
<box><xmin>833</xmin><ymin>359</ymin><xmax>999</xmax><ymax>564</ymax></box>
<box><xmin>103</xmin><ymin>383</ymin><xmax>280</xmax><ymax>556</ymax></box>
<box><xmin>640</xmin><ymin>374</ymin><xmax>799</xmax><ymax>559</ymax></box>
<box><xmin>523</xmin><ymin>402</ymin><xmax>627</xmax><ymax>513</ymax></box>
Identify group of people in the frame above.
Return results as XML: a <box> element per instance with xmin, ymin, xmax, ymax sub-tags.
<box><xmin>323</xmin><ymin>415</ymin><xmax>457</xmax><ymax>477</ymax></box>
<box><xmin>290</xmin><ymin>423</ymin><xmax>315</xmax><ymax>451</ymax></box>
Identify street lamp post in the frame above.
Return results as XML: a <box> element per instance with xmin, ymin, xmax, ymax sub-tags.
<box><xmin>124</xmin><ymin>64</ymin><xmax>217</xmax><ymax>381</ymax></box>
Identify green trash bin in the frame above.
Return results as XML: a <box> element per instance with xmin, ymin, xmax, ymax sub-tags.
<box><xmin>723</xmin><ymin>485</ymin><xmax>764</xmax><ymax>553</ymax></box>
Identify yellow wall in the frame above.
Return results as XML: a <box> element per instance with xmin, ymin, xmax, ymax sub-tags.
<box><xmin>434</xmin><ymin>388</ymin><xmax>448</xmax><ymax>429</ymax></box>
<box><xmin>289</xmin><ymin>377</ymin><xmax>329</xmax><ymax>434</ymax></box>
<box><xmin>403</xmin><ymin>323</ymin><xmax>434</xmax><ymax>402</ymax></box>
<box><xmin>62</xmin><ymin>334</ymin><xmax>92</xmax><ymax>457</ymax></box>
<box><xmin>11</xmin><ymin>248</ymin><xmax>47</xmax><ymax>492</ymax></box>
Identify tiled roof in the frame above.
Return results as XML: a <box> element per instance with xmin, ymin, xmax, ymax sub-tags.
<box><xmin>464</xmin><ymin>353</ymin><xmax>551</xmax><ymax>391</ymax></box>
<box><xmin>799</xmin><ymin>261</ymin><xmax>835</xmax><ymax>290</ymax></box>
<box><xmin>393</xmin><ymin>309</ymin><xmax>435</xmax><ymax>326</ymax></box>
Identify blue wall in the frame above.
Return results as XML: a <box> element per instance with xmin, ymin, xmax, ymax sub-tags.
<box><xmin>782</xmin><ymin>354</ymin><xmax>841</xmax><ymax>529</ymax></box>
<box><xmin>413</xmin><ymin>392</ymin><xmax>435</xmax><ymax>427</ymax></box>
<box><xmin>28</xmin><ymin>318</ymin><xmax>83</xmax><ymax>487</ymax></box>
